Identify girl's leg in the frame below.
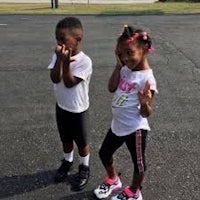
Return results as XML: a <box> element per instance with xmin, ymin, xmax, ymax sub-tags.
<box><xmin>131</xmin><ymin>172</ymin><xmax>144</xmax><ymax>192</ymax></box>
<box><xmin>94</xmin><ymin>129</ymin><xmax>124</xmax><ymax>199</ymax></box>
<box><xmin>99</xmin><ymin>129</ymin><xmax>125</xmax><ymax>179</ymax></box>
<box><xmin>126</xmin><ymin>129</ymin><xmax>148</xmax><ymax>192</ymax></box>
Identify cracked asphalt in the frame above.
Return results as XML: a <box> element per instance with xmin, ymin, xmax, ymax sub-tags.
<box><xmin>0</xmin><ymin>14</ymin><xmax>200</xmax><ymax>200</ymax></box>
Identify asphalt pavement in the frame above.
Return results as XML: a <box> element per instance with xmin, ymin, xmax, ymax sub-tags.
<box><xmin>0</xmin><ymin>14</ymin><xmax>200</xmax><ymax>200</ymax></box>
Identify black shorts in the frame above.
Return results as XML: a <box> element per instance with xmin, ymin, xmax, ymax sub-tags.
<box><xmin>56</xmin><ymin>104</ymin><xmax>89</xmax><ymax>148</ymax></box>
<box><xmin>99</xmin><ymin>128</ymin><xmax>148</xmax><ymax>174</ymax></box>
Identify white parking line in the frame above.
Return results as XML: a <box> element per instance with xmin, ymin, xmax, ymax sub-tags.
<box><xmin>0</xmin><ymin>24</ymin><xmax>8</xmax><ymax>26</ymax></box>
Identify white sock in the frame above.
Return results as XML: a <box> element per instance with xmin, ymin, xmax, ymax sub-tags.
<box><xmin>63</xmin><ymin>151</ymin><xmax>74</xmax><ymax>162</ymax></box>
<box><xmin>79</xmin><ymin>154</ymin><xmax>90</xmax><ymax>166</ymax></box>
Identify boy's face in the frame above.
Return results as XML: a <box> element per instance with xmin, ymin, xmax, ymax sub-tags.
<box><xmin>117</xmin><ymin>41</ymin><xmax>145</xmax><ymax>70</ymax></box>
<box><xmin>56</xmin><ymin>28</ymin><xmax>82</xmax><ymax>52</ymax></box>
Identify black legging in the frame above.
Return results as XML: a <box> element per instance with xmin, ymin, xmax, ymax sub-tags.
<box><xmin>99</xmin><ymin>129</ymin><xmax>148</xmax><ymax>174</ymax></box>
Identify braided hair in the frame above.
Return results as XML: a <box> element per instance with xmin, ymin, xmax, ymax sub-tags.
<box><xmin>118</xmin><ymin>25</ymin><xmax>154</xmax><ymax>53</ymax></box>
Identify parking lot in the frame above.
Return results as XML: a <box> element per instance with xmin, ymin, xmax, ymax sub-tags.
<box><xmin>0</xmin><ymin>14</ymin><xmax>200</xmax><ymax>200</ymax></box>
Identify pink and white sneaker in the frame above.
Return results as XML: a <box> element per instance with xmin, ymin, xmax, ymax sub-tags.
<box><xmin>111</xmin><ymin>186</ymin><xmax>143</xmax><ymax>200</ymax></box>
<box><xmin>94</xmin><ymin>176</ymin><xmax>122</xmax><ymax>199</ymax></box>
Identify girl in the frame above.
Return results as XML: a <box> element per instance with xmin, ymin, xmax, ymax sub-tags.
<box><xmin>94</xmin><ymin>25</ymin><xmax>157</xmax><ymax>200</ymax></box>
<box><xmin>48</xmin><ymin>17</ymin><xmax>92</xmax><ymax>191</ymax></box>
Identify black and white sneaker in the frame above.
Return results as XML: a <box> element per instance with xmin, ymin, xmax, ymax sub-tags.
<box><xmin>54</xmin><ymin>159</ymin><xmax>73</xmax><ymax>183</ymax></box>
<box><xmin>94</xmin><ymin>176</ymin><xmax>122</xmax><ymax>199</ymax></box>
<box><xmin>72</xmin><ymin>164</ymin><xmax>90</xmax><ymax>191</ymax></box>
<box><xmin>111</xmin><ymin>186</ymin><xmax>143</xmax><ymax>200</ymax></box>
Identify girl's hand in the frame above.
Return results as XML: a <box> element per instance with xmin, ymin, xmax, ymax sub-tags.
<box><xmin>115</xmin><ymin>47</ymin><xmax>123</xmax><ymax>70</ymax></box>
<box><xmin>138</xmin><ymin>81</ymin><xmax>153</xmax><ymax>105</ymax></box>
<box><xmin>138</xmin><ymin>81</ymin><xmax>155</xmax><ymax>117</ymax></box>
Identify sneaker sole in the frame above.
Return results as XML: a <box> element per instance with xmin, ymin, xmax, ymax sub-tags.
<box><xmin>93</xmin><ymin>192</ymin><xmax>110</xmax><ymax>200</ymax></box>
<box><xmin>71</xmin><ymin>181</ymin><xmax>88</xmax><ymax>191</ymax></box>
<box><xmin>93</xmin><ymin>185</ymin><xmax>122</xmax><ymax>199</ymax></box>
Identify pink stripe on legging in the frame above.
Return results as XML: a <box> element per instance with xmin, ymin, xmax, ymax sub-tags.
<box><xmin>136</xmin><ymin>130</ymin><xmax>144</xmax><ymax>174</ymax></box>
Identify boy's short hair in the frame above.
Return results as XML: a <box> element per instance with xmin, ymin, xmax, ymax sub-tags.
<box><xmin>56</xmin><ymin>17</ymin><xmax>83</xmax><ymax>30</ymax></box>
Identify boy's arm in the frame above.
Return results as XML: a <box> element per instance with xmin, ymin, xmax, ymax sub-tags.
<box><xmin>50</xmin><ymin>45</ymin><xmax>82</xmax><ymax>87</ymax></box>
<box><xmin>62</xmin><ymin>47</ymin><xmax>82</xmax><ymax>88</ymax></box>
<box><xmin>62</xmin><ymin>62</ymin><xmax>82</xmax><ymax>88</ymax></box>
<box><xmin>49</xmin><ymin>45</ymin><xmax>65</xmax><ymax>84</ymax></box>
<box><xmin>50</xmin><ymin>57</ymin><xmax>63</xmax><ymax>83</ymax></box>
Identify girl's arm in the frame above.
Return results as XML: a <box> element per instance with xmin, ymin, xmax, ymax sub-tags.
<box><xmin>108</xmin><ymin>49</ymin><xmax>123</xmax><ymax>93</ymax></box>
<box><xmin>140</xmin><ymin>91</ymin><xmax>154</xmax><ymax>117</ymax></box>
<box><xmin>108</xmin><ymin>66</ymin><xmax>121</xmax><ymax>93</ymax></box>
<box><xmin>138</xmin><ymin>81</ymin><xmax>155</xmax><ymax>117</ymax></box>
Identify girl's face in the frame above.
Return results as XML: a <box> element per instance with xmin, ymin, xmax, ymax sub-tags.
<box><xmin>56</xmin><ymin>28</ymin><xmax>82</xmax><ymax>53</ymax></box>
<box><xmin>117</xmin><ymin>41</ymin><xmax>145</xmax><ymax>70</ymax></box>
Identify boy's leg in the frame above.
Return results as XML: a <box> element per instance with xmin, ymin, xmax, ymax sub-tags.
<box><xmin>71</xmin><ymin>110</ymin><xmax>90</xmax><ymax>191</ymax></box>
<box><xmin>94</xmin><ymin>129</ymin><xmax>124</xmax><ymax>199</ymax></box>
<box><xmin>54</xmin><ymin>142</ymin><xmax>74</xmax><ymax>183</ymax></box>
<box><xmin>78</xmin><ymin>144</ymin><xmax>90</xmax><ymax>166</ymax></box>
<box><xmin>71</xmin><ymin>144</ymin><xmax>90</xmax><ymax>191</ymax></box>
<box><xmin>63</xmin><ymin>142</ymin><xmax>74</xmax><ymax>162</ymax></box>
<box><xmin>54</xmin><ymin>104</ymin><xmax>74</xmax><ymax>182</ymax></box>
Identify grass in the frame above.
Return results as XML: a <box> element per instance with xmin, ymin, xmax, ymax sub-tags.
<box><xmin>0</xmin><ymin>2</ymin><xmax>200</xmax><ymax>15</ymax></box>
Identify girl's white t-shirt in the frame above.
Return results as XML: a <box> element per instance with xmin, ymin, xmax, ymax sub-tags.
<box><xmin>111</xmin><ymin>66</ymin><xmax>157</xmax><ymax>136</ymax></box>
<box><xmin>48</xmin><ymin>51</ymin><xmax>92</xmax><ymax>113</ymax></box>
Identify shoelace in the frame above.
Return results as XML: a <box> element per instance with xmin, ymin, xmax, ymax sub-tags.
<box><xmin>117</xmin><ymin>188</ymin><xmax>139</xmax><ymax>200</ymax></box>
<box><xmin>100</xmin><ymin>183</ymin><xmax>110</xmax><ymax>190</ymax></box>
<box><xmin>58</xmin><ymin>160</ymin><xmax>68</xmax><ymax>172</ymax></box>
<box><xmin>79</xmin><ymin>168</ymin><xmax>89</xmax><ymax>179</ymax></box>
<box><xmin>117</xmin><ymin>192</ymin><xmax>128</xmax><ymax>200</ymax></box>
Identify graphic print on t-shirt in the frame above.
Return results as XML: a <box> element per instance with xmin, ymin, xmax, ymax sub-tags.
<box><xmin>112</xmin><ymin>77</ymin><xmax>138</xmax><ymax>107</ymax></box>
<box><xmin>118</xmin><ymin>78</ymin><xmax>137</xmax><ymax>93</ymax></box>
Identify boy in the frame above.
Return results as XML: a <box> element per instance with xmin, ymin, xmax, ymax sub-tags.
<box><xmin>48</xmin><ymin>17</ymin><xmax>92</xmax><ymax>191</ymax></box>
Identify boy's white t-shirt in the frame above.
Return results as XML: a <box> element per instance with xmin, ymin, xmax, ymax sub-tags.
<box><xmin>48</xmin><ymin>51</ymin><xmax>92</xmax><ymax>113</ymax></box>
<box><xmin>111</xmin><ymin>66</ymin><xmax>157</xmax><ymax>136</ymax></box>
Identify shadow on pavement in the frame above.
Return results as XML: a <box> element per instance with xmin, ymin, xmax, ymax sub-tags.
<box><xmin>59</xmin><ymin>190</ymin><xmax>96</xmax><ymax>200</ymax></box>
<box><xmin>0</xmin><ymin>169</ymin><xmax>57</xmax><ymax>199</ymax></box>
<box><xmin>0</xmin><ymin>169</ymin><xmax>93</xmax><ymax>199</ymax></box>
